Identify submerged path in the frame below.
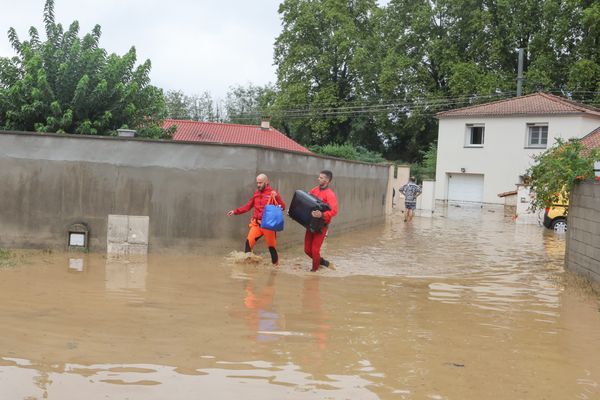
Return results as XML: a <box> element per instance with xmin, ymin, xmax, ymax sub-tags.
<box><xmin>0</xmin><ymin>205</ymin><xmax>599</xmax><ymax>399</ymax></box>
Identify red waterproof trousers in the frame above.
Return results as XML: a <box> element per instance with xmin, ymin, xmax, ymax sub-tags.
<box><xmin>304</xmin><ymin>227</ymin><xmax>328</xmax><ymax>272</ymax></box>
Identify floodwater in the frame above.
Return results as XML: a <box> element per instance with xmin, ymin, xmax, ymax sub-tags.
<box><xmin>1</xmin><ymin>205</ymin><xmax>600</xmax><ymax>400</ymax></box>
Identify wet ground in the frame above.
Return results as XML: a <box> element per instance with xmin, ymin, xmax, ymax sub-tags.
<box><xmin>1</xmin><ymin>205</ymin><xmax>599</xmax><ymax>399</ymax></box>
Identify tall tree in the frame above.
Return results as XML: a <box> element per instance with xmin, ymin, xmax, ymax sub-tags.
<box><xmin>188</xmin><ymin>91</ymin><xmax>221</xmax><ymax>122</ymax></box>
<box><xmin>273</xmin><ymin>0</ymin><xmax>381</xmax><ymax>148</ymax></box>
<box><xmin>272</xmin><ymin>0</ymin><xmax>600</xmax><ymax>162</ymax></box>
<box><xmin>164</xmin><ymin>90</ymin><xmax>191</xmax><ymax>120</ymax></box>
<box><xmin>0</xmin><ymin>0</ymin><xmax>170</xmax><ymax>138</ymax></box>
<box><xmin>225</xmin><ymin>83</ymin><xmax>276</xmax><ymax>125</ymax></box>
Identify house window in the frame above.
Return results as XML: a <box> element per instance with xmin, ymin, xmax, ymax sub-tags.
<box><xmin>527</xmin><ymin>124</ymin><xmax>548</xmax><ymax>148</ymax></box>
<box><xmin>466</xmin><ymin>124</ymin><xmax>484</xmax><ymax>147</ymax></box>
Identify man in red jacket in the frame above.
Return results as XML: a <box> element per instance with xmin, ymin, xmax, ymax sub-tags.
<box><xmin>305</xmin><ymin>170</ymin><xmax>338</xmax><ymax>272</ymax></box>
<box><xmin>227</xmin><ymin>174</ymin><xmax>285</xmax><ymax>265</ymax></box>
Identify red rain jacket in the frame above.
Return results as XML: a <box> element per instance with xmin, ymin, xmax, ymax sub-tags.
<box><xmin>309</xmin><ymin>186</ymin><xmax>338</xmax><ymax>225</ymax></box>
<box><xmin>233</xmin><ymin>184</ymin><xmax>285</xmax><ymax>221</ymax></box>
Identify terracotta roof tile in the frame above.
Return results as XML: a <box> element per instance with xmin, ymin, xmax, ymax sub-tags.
<box><xmin>581</xmin><ymin>126</ymin><xmax>600</xmax><ymax>150</ymax></box>
<box><xmin>163</xmin><ymin>119</ymin><xmax>312</xmax><ymax>154</ymax></box>
<box><xmin>437</xmin><ymin>92</ymin><xmax>600</xmax><ymax>118</ymax></box>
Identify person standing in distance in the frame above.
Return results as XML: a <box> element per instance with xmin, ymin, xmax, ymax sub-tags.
<box><xmin>227</xmin><ymin>174</ymin><xmax>285</xmax><ymax>266</ymax></box>
<box><xmin>399</xmin><ymin>176</ymin><xmax>422</xmax><ymax>222</ymax></box>
<box><xmin>305</xmin><ymin>170</ymin><xmax>338</xmax><ymax>272</ymax></box>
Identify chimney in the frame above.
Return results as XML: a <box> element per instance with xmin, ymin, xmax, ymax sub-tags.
<box><xmin>260</xmin><ymin>118</ymin><xmax>271</xmax><ymax>130</ymax></box>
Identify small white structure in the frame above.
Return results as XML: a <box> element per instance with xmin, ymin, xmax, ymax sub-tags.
<box><xmin>513</xmin><ymin>185</ymin><xmax>541</xmax><ymax>225</ymax></box>
<box><xmin>416</xmin><ymin>179</ymin><xmax>436</xmax><ymax>216</ymax></box>
<box><xmin>107</xmin><ymin>215</ymin><xmax>149</xmax><ymax>255</ymax></box>
<box><xmin>435</xmin><ymin>93</ymin><xmax>600</xmax><ymax>205</ymax></box>
<box><xmin>387</xmin><ymin>164</ymin><xmax>410</xmax><ymax>214</ymax></box>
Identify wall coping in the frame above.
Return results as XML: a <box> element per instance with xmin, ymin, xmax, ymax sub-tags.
<box><xmin>0</xmin><ymin>130</ymin><xmax>391</xmax><ymax>168</ymax></box>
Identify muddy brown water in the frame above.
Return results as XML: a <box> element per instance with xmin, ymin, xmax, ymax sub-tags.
<box><xmin>1</xmin><ymin>205</ymin><xmax>599</xmax><ymax>399</ymax></box>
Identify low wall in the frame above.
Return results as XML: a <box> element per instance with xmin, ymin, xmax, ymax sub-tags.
<box><xmin>565</xmin><ymin>181</ymin><xmax>600</xmax><ymax>284</ymax></box>
<box><xmin>0</xmin><ymin>131</ymin><xmax>391</xmax><ymax>253</ymax></box>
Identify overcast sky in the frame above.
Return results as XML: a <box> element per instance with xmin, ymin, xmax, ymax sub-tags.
<box><xmin>1</xmin><ymin>0</ymin><xmax>388</xmax><ymax>100</ymax></box>
<box><xmin>0</xmin><ymin>0</ymin><xmax>286</xmax><ymax>99</ymax></box>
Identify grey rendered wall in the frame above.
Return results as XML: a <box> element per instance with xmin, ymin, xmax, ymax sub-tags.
<box><xmin>0</xmin><ymin>132</ymin><xmax>389</xmax><ymax>253</ymax></box>
<box><xmin>565</xmin><ymin>181</ymin><xmax>600</xmax><ymax>284</ymax></box>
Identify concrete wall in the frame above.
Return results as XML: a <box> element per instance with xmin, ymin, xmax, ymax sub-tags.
<box><xmin>435</xmin><ymin>114</ymin><xmax>600</xmax><ymax>204</ymax></box>
<box><xmin>0</xmin><ymin>131</ymin><xmax>390</xmax><ymax>254</ymax></box>
<box><xmin>565</xmin><ymin>181</ymin><xmax>600</xmax><ymax>284</ymax></box>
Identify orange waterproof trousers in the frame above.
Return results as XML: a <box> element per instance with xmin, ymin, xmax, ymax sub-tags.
<box><xmin>247</xmin><ymin>218</ymin><xmax>277</xmax><ymax>250</ymax></box>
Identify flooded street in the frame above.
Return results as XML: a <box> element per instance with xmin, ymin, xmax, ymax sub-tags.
<box><xmin>1</xmin><ymin>206</ymin><xmax>599</xmax><ymax>399</ymax></box>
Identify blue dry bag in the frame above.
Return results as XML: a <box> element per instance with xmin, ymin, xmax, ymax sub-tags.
<box><xmin>261</xmin><ymin>204</ymin><xmax>284</xmax><ymax>231</ymax></box>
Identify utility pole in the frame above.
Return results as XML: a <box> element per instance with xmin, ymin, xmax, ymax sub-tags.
<box><xmin>517</xmin><ymin>48</ymin><xmax>524</xmax><ymax>96</ymax></box>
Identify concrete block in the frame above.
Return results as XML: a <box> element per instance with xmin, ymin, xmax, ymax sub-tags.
<box><xmin>569</xmin><ymin>207</ymin><xmax>580</xmax><ymax>219</ymax></box>
<box><xmin>107</xmin><ymin>215</ymin><xmax>128</xmax><ymax>243</ymax></box>
<box><xmin>570</xmin><ymin>239</ymin><xmax>585</xmax><ymax>255</ymax></box>
<box><xmin>127</xmin><ymin>244</ymin><xmax>149</xmax><ymax>255</ymax></box>
<box><xmin>128</xmin><ymin>216</ymin><xmax>149</xmax><ymax>244</ymax></box>
<box><xmin>592</xmin><ymin>247</ymin><xmax>600</xmax><ymax>263</ymax></box>
<box><xmin>581</xmin><ymin>196</ymin><xmax>596</xmax><ymax>210</ymax></box>
<box><xmin>579</xmin><ymin>183</ymin><xmax>594</xmax><ymax>197</ymax></box>
<box><xmin>572</xmin><ymin>229</ymin><xmax>585</xmax><ymax>243</ymax></box>
<box><xmin>107</xmin><ymin>242</ymin><xmax>129</xmax><ymax>255</ymax></box>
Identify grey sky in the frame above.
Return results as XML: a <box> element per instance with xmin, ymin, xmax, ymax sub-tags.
<box><xmin>1</xmin><ymin>0</ymin><xmax>389</xmax><ymax>100</ymax></box>
<box><xmin>1</xmin><ymin>0</ymin><xmax>283</xmax><ymax>99</ymax></box>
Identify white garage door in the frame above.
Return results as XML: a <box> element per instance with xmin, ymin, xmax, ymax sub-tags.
<box><xmin>447</xmin><ymin>173</ymin><xmax>484</xmax><ymax>203</ymax></box>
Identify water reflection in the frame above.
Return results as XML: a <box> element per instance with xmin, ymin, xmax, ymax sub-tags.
<box><xmin>105</xmin><ymin>255</ymin><xmax>148</xmax><ymax>294</ymax></box>
<box><xmin>243</xmin><ymin>271</ymin><xmax>283</xmax><ymax>342</ymax></box>
<box><xmin>68</xmin><ymin>257</ymin><xmax>85</xmax><ymax>273</ymax></box>
<box><xmin>0</xmin><ymin>207</ymin><xmax>599</xmax><ymax>399</ymax></box>
<box><xmin>0</xmin><ymin>356</ymin><xmax>379</xmax><ymax>400</ymax></box>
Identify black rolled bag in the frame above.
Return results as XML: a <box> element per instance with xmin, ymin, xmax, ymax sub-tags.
<box><xmin>288</xmin><ymin>190</ymin><xmax>331</xmax><ymax>233</ymax></box>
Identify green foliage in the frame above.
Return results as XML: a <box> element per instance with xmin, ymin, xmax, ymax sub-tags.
<box><xmin>527</xmin><ymin>138</ymin><xmax>600</xmax><ymax>210</ymax></box>
<box><xmin>273</xmin><ymin>0</ymin><xmax>382</xmax><ymax>151</ymax></box>
<box><xmin>165</xmin><ymin>90</ymin><xmax>223</xmax><ymax>122</ymax></box>
<box><xmin>0</xmin><ymin>248</ymin><xmax>15</xmax><ymax>268</ymax></box>
<box><xmin>311</xmin><ymin>143</ymin><xmax>386</xmax><ymax>163</ymax></box>
<box><xmin>0</xmin><ymin>0</ymin><xmax>169</xmax><ymax>138</ymax></box>
<box><xmin>225</xmin><ymin>83</ymin><xmax>277</xmax><ymax>125</ymax></box>
<box><xmin>410</xmin><ymin>142</ymin><xmax>437</xmax><ymax>181</ymax></box>
<box><xmin>271</xmin><ymin>0</ymin><xmax>600</xmax><ymax>163</ymax></box>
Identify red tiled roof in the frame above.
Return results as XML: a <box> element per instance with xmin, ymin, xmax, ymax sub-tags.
<box><xmin>581</xmin><ymin>126</ymin><xmax>600</xmax><ymax>150</ymax></box>
<box><xmin>437</xmin><ymin>92</ymin><xmax>600</xmax><ymax>118</ymax></box>
<box><xmin>164</xmin><ymin>119</ymin><xmax>312</xmax><ymax>154</ymax></box>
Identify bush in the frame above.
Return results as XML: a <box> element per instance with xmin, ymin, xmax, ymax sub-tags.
<box><xmin>311</xmin><ymin>143</ymin><xmax>386</xmax><ymax>163</ymax></box>
<box><xmin>410</xmin><ymin>141</ymin><xmax>437</xmax><ymax>182</ymax></box>
<box><xmin>527</xmin><ymin>138</ymin><xmax>600</xmax><ymax>210</ymax></box>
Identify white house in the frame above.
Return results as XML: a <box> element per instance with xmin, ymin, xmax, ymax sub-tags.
<box><xmin>434</xmin><ymin>93</ymin><xmax>600</xmax><ymax>204</ymax></box>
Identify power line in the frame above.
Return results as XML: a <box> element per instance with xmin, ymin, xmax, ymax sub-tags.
<box><xmin>227</xmin><ymin>93</ymin><xmax>518</xmax><ymax>120</ymax></box>
<box><xmin>223</xmin><ymin>89</ymin><xmax>600</xmax><ymax>122</ymax></box>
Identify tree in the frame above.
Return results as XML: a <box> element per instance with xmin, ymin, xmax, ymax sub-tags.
<box><xmin>164</xmin><ymin>90</ymin><xmax>191</xmax><ymax>120</ymax></box>
<box><xmin>0</xmin><ymin>0</ymin><xmax>170</xmax><ymax>138</ymax></box>
<box><xmin>273</xmin><ymin>0</ymin><xmax>382</xmax><ymax>149</ymax></box>
<box><xmin>224</xmin><ymin>83</ymin><xmax>276</xmax><ymax>125</ymax></box>
<box><xmin>164</xmin><ymin>90</ymin><xmax>222</xmax><ymax>122</ymax></box>
<box><xmin>527</xmin><ymin>138</ymin><xmax>600</xmax><ymax>211</ymax></box>
<box><xmin>188</xmin><ymin>91</ymin><xmax>222</xmax><ymax>122</ymax></box>
<box><xmin>271</xmin><ymin>0</ymin><xmax>600</xmax><ymax>163</ymax></box>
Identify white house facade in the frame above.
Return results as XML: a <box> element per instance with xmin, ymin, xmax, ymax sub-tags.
<box><xmin>435</xmin><ymin>93</ymin><xmax>600</xmax><ymax>204</ymax></box>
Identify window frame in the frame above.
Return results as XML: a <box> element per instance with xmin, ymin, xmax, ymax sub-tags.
<box><xmin>465</xmin><ymin>124</ymin><xmax>485</xmax><ymax>148</ymax></box>
<box><xmin>526</xmin><ymin>123</ymin><xmax>548</xmax><ymax>149</ymax></box>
